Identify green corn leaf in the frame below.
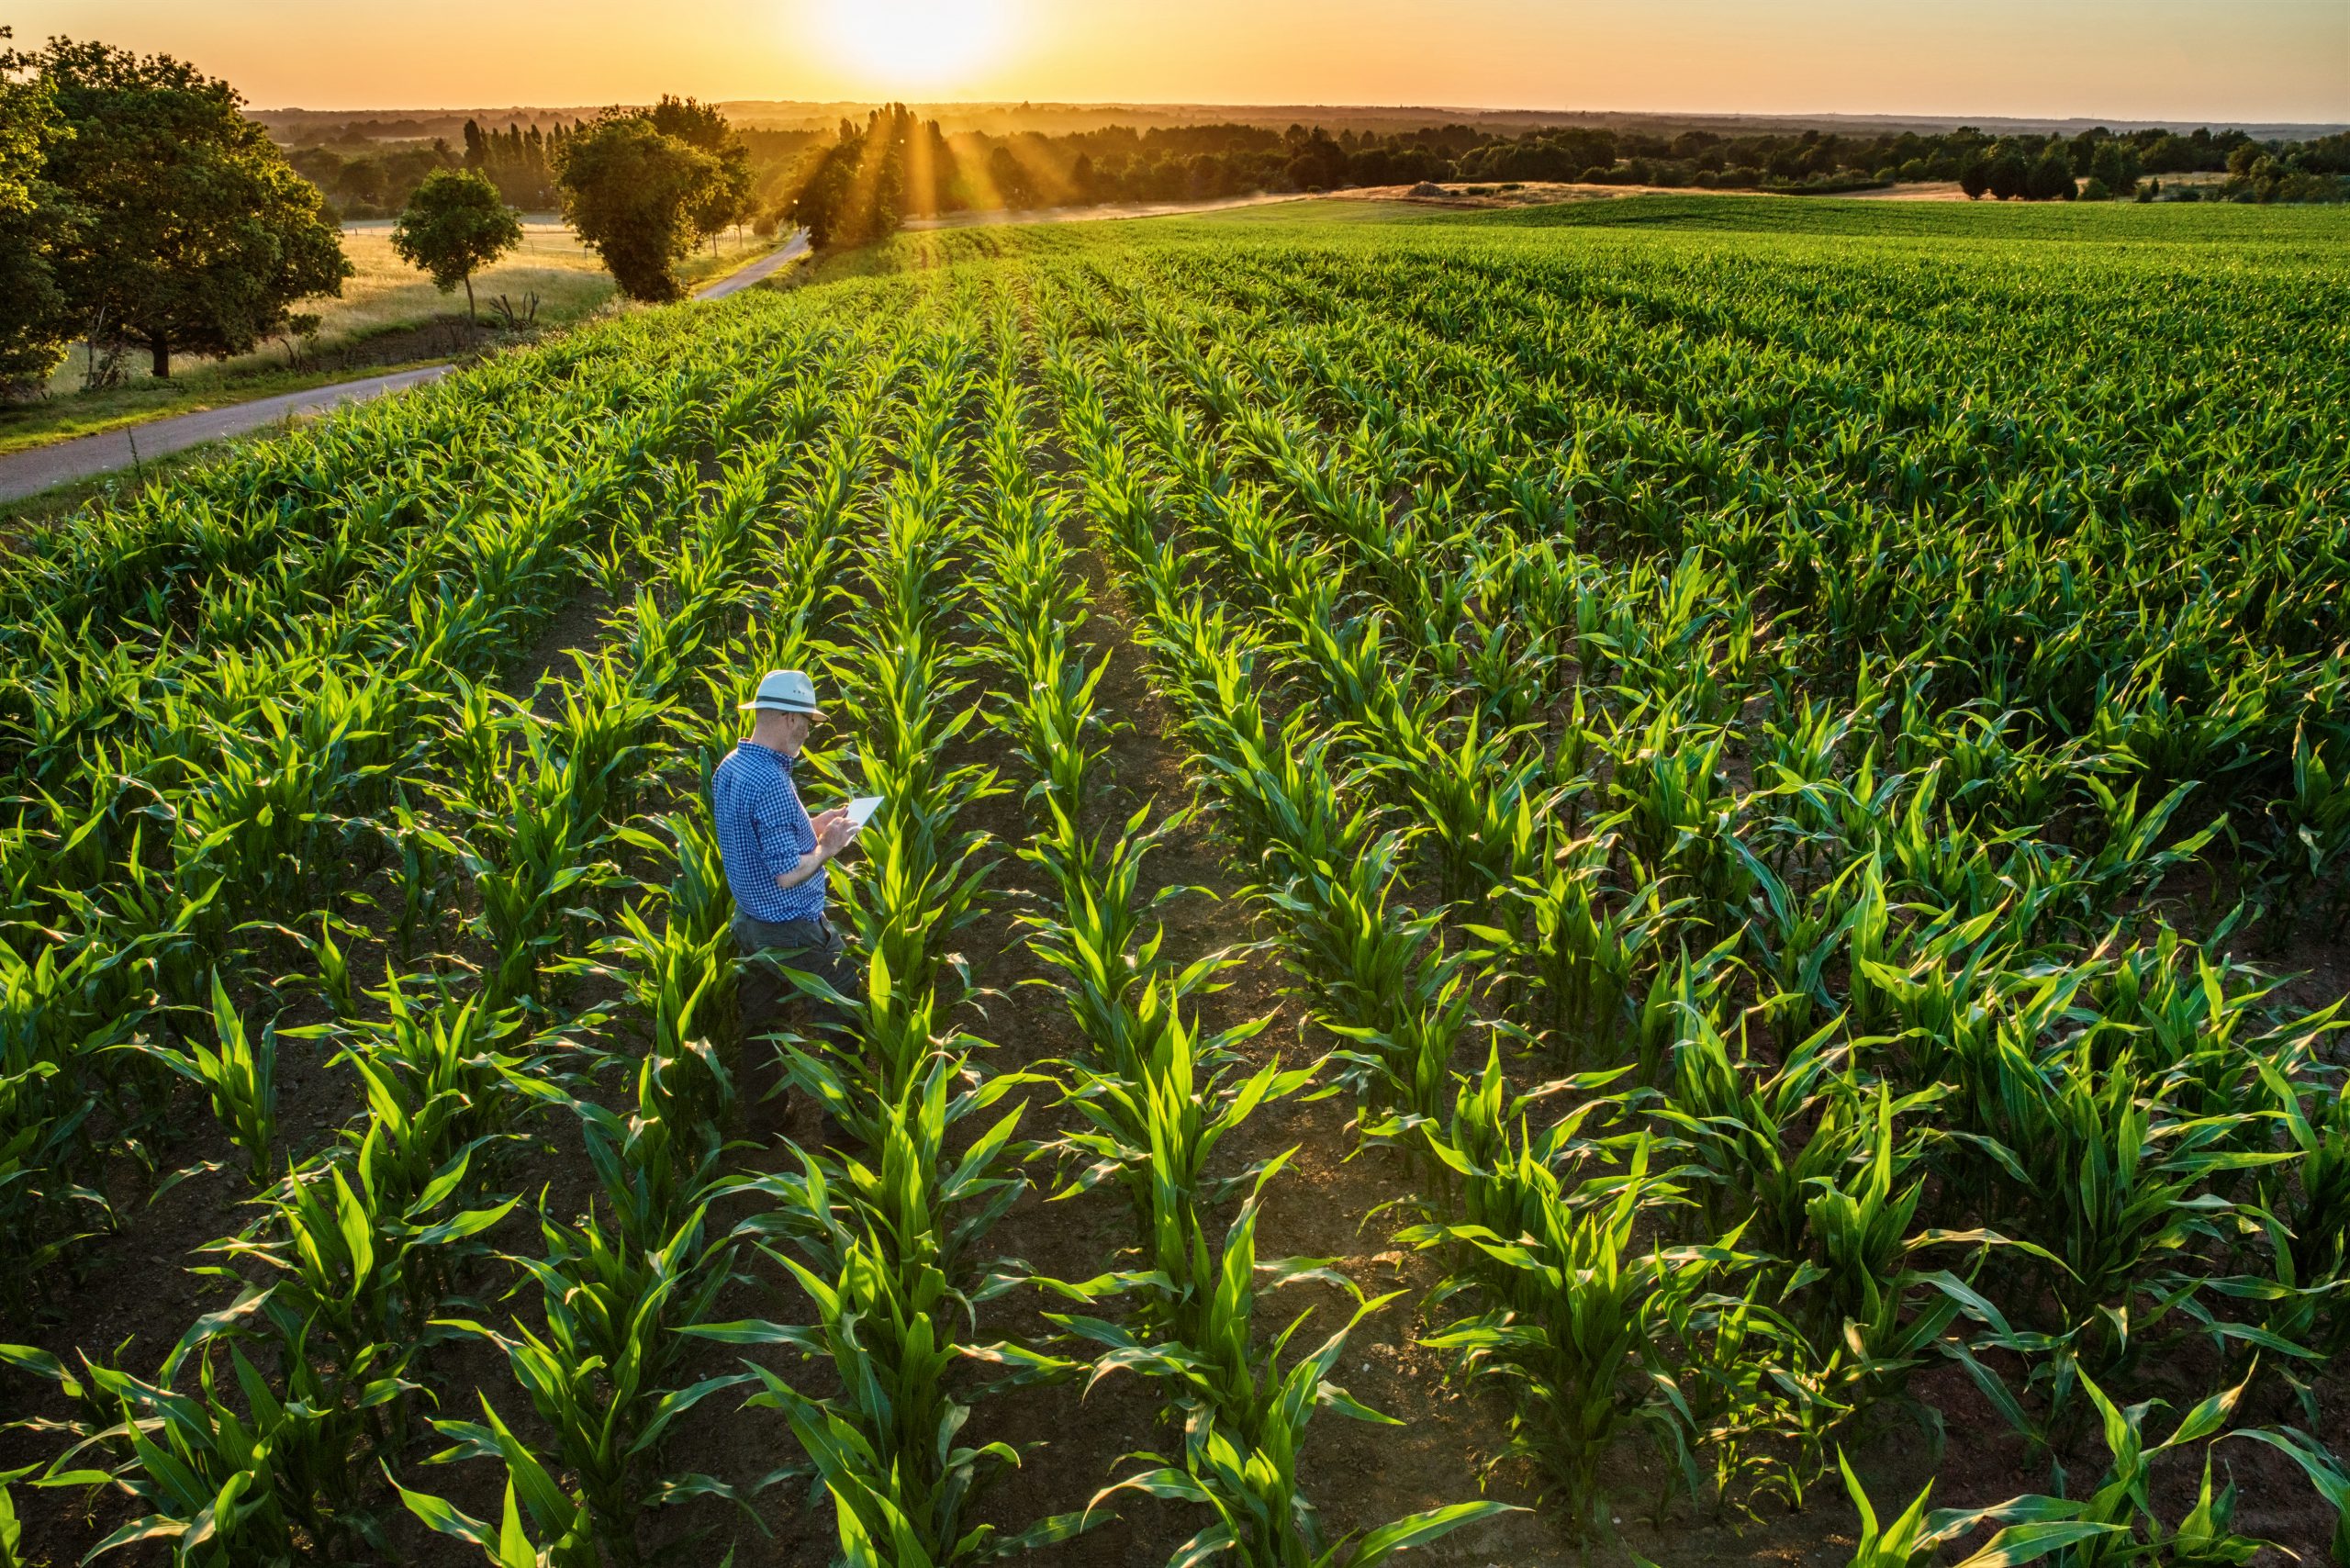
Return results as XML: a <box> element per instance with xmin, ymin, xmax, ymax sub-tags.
<box><xmin>1339</xmin><ymin>1499</ymin><xmax>1524</xmax><ymax>1567</ymax></box>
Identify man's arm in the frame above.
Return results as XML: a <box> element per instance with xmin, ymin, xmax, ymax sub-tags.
<box><xmin>774</xmin><ymin>807</ymin><xmax>856</xmax><ymax>891</ymax></box>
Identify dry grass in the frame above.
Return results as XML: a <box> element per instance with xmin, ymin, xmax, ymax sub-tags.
<box><xmin>38</xmin><ymin>221</ymin><xmax>778</xmax><ymax>398</ymax></box>
<box><xmin>6</xmin><ymin>223</ymin><xmax>783</xmax><ymax>455</ymax></box>
<box><xmin>318</xmin><ymin>219</ymin><xmax>617</xmax><ymax>339</ymax></box>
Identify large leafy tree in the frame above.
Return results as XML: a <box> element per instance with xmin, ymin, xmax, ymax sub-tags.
<box><xmin>647</xmin><ymin>95</ymin><xmax>755</xmax><ymax>248</ymax></box>
<box><xmin>555</xmin><ymin>111</ymin><xmax>719</xmax><ymax>302</ymax></box>
<box><xmin>0</xmin><ymin>28</ymin><xmax>75</xmax><ymax>392</ymax></box>
<box><xmin>392</xmin><ymin>167</ymin><xmax>521</xmax><ymax>320</ymax></box>
<box><xmin>32</xmin><ymin>37</ymin><xmax>350</xmax><ymax>377</ymax></box>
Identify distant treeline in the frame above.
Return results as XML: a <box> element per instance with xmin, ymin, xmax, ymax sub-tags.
<box><xmin>780</xmin><ymin>110</ymin><xmax>2350</xmax><ymax>248</ymax></box>
<box><xmin>277</xmin><ymin>106</ymin><xmax>2350</xmax><ymax>231</ymax></box>
<box><xmin>1455</xmin><ymin>122</ymin><xmax>2350</xmax><ymax>202</ymax></box>
<box><xmin>284</xmin><ymin>118</ymin><xmax>822</xmax><ymax>218</ymax></box>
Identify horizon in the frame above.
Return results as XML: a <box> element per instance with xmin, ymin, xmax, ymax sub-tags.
<box><xmin>244</xmin><ymin>97</ymin><xmax>2350</xmax><ymax>139</ymax></box>
<box><xmin>14</xmin><ymin>0</ymin><xmax>2346</xmax><ymax>124</ymax></box>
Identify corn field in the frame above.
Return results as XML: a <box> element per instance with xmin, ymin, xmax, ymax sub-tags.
<box><xmin>3</xmin><ymin>196</ymin><xmax>2349</xmax><ymax>1567</ymax></box>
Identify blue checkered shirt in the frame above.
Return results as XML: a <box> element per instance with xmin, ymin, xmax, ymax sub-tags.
<box><xmin>711</xmin><ymin>742</ymin><xmax>827</xmax><ymax>924</ymax></box>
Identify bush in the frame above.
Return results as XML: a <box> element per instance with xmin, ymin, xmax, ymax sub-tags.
<box><xmin>2079</xmin><ymin>176</ymin><xmax>2112</xmax><ymax>201</ymax></box>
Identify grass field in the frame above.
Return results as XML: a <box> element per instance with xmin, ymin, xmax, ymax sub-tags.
<box><xmin>2</xmin><ymin>194</ymin><xmax>2348</xmax><ymax>1568</ymax></box>
<box><xmin>0</xmin><ymin>221</ymin><xmax>780</xmax><ymax>456</ymax></box>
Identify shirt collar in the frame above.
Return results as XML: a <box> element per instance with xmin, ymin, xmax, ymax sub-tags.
<box><xmin>741</xmin><ymin>741</ymin><xmax>799</xmax><ymax>769</ymax></box>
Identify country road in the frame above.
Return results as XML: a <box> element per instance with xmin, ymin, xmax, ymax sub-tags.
<box><xmin>0</xmin><ymin>365</ymin><xmax>456</xmax><ymax>506</ymax></box>
<box><xmin>0</xmin><ymin>231</ymin><xmax>811</xmax><ymax>507</ymax></box>
<box><xmin>694</xmin><ymin>230</ymin><xmax>809</xmax><ymax>298</ymax></box>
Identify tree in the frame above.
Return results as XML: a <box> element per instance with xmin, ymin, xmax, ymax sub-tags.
<box><xmin>2027</xmin><ymin>151</ymin><xmax>2076</xmax><ymax>200</ymax></box>
<box><xmin>556</xmin><ymin>111</ymin><xmax>720</xmax><ymax>302</ymax></box>
<box><xmin>2089</xmin><ymin>140</ymin><xmax>2141</xmax><ymax>199</ymax></box>
<box><xmin>1958</xmin><ymin>157</ymin><xmax>1991</xmax><ymax>199</ymax></box>
<box><xmin>0</xmin><ymin>28</ymin><xmax>76</xmax><ymax>392</ymax></box>
<box><xmin>31</xmin><ymin>37</ymin><xmax>349</xmax><ymax>377</ymax></box>
<box><xmin>986</xmin><ymin>144</ymin><xmax>1035</xmax><ymax>208</ymax></box>
<box><xmin>1986</xmin><ymin>150</ymin><xmax>2031</xmax><ymax>200</ymax></box>
<box><xmin>391</xmin><ymin>168</ymin><xmax>520</xmax><ymax>320</ymax></box>
<box><xmin>648</xmin><ymin>95</ymin><xmax>754</xmax><ymax>247</ymax></box>
<box><xmin>787</xmin><ymin>106</ymin><xmax>937</xmax><ymax>251</ymax></box>
<box><xmin>1286</xmin><ymin>128</ymin><xmax>1347</xmax><ymax>191</ymax></box>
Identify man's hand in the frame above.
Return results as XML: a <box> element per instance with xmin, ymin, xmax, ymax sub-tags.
<box><xmin>812</xmin><ymin>807</ymin><xmax>858</xmax><ymax>857</ymax></box>
<box><xmin>776</xmin><ymin>809</ymin><xmax>861</xmax><ymax>891</ymax></box>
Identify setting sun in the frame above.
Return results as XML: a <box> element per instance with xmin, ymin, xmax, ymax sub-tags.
<box><xmin>811</xmin><ymin>0</ymin><xmax>1018</xmax><ymax>91</ymax></box>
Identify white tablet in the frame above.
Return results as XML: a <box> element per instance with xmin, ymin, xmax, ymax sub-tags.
<box><xmin>845</xmin><ymin>796</ymin><xmax>884</xmax><ymax>830</ymax></box>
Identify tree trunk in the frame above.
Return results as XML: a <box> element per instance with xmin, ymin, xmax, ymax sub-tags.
<box><xmin>464</xmin><ymin>274</ymin><xmax>476</xmax><ymax>322</ymax></box>
<box><xmin>150</xmin><ymin>333</ymin><xmax>171</xmax><ymax>379</ymax></box>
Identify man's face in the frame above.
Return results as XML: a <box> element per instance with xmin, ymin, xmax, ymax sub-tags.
<box><xmin>775</xmin><ymin>711</ymin><xmax>812</xmax><ymax>755</ymax></box>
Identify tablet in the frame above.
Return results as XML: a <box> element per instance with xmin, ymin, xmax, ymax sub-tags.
<box><xmin>845</xmin><ymin>796</ymin><xmax>883</xmax><ymax>830</ymax></box>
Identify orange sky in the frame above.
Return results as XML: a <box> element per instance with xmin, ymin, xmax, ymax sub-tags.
<box><xmin>15</xmin><ymin>0</ymin><xmax>2347</xmax><ymax>122</ymax></box>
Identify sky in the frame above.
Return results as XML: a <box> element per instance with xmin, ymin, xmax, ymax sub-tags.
<box><xmin>13</xmin><ymin>0</ymin><xmax>2347</xmax><ymax>123</ymax></box>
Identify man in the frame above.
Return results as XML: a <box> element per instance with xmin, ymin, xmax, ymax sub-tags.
<box><xmin>712</xmin><ymin>668</ymin><xmax>860</xmax><ymax>1080</ymax></box>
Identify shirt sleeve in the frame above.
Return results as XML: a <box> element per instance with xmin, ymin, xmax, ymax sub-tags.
<box><xmin>756</xmin><ymin>772</ymin><xmax>814</xmax><ymax>876</ymax></box>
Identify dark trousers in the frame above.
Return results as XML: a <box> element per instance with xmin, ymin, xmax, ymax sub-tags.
<box><xmin>732</xmin><ymin>913</ymin><xmax>856</xmax><ymax>1070</ymax></box>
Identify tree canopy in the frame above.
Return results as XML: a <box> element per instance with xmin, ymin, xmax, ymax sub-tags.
<box><xmin>28</xmin><ymin>36</ymin><xmax>349</xmax><ymax>377</ymax></box>
<box><xmin>648</xmin><ymin>95</ymin><xmax>755</xmax><ymax>245</ymax></box>
<box><xmin>555</xmin><ymin>109</ymin><xmax>722</xmax><ymax>302</ymax></box>
<box><xmin>0</xmin><ymin>28</ymin><xmax>74</xmax><ymax>392</ymax></box>
<box><xmin>391</xmin><ymin>167</ymin><xmax>521</xmax><ymax>319</ymax></box>
<box><xmin>787</xmin><ymin>106</ymin><xmax>941</xmax><ymax>251</ymax></box>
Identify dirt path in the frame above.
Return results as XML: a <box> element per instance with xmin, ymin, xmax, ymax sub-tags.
<box><xmin>0</xmin><ymin>364</ymin><xmax>455</xmax><ymax>504</ymax></box>
<box><xmin>693</xmin><ymin>230</ymin><xmax>810</xmax><ymax>299</ymax></box>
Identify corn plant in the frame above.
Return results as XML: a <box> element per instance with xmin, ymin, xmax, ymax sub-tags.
<box><xmin>1653</xmin><ymin>1010</ymin><xmax>1871</xmax><ymax>1258</ymax></box>
<box><xmin>1084</xmin><ymin>1178</ymin><xmax>1518</xmax><ymax>1565</ymax></box>
<box><xmin>124</xmin><ymin>972</ymin><xmax>277</xmax><ymax>1185</ymax></box>
<box><xmin>5</xmin><ymin>1338</ymin><xmax>388</xmax><ymax>1564</ymax></box>
<box><xmin>1405</xmin><ymin>1137</ymin><xmax>1741</xmax><ymax>1536</ymax></box>
<box><xmin>431</xmin><ymin>1202</ymin><xmax>744</xmax><ymax>1564</ymax></box>
<box><xmin>1829</xmin><ymin>1452</ymin><xmax>2124</xmax><ymax>1568</ymax></box>
<box><xmin>394</xmin><ymin>1403</ymin><xmax>599</xmax><ymax>1568</ymax></box>
<box><xmin>2225</xmin><ymin>1425</ymin><xmax>2350</xmax><ymax>1565</ymax></box>
<box><xmin>1044</xmin><ymin>994</ymin><xmax>1313</xmax><ymax>1343</ymax></box>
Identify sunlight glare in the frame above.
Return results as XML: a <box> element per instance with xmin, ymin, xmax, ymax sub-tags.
<box><xmin>811</xmin><ymin>0</ymin><xmax>1017</xmax><ymax>90</ymax></box>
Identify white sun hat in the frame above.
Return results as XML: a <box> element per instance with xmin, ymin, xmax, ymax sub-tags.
<box><xmin>743</xmin><ymin>668</ymin><xmax>824</xmax><ymax>719</ymax></box>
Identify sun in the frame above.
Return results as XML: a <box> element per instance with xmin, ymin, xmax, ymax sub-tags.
<box><xmin>811</xmin><ymin>0</ymin><xmax>1018</xmax><ymax>91</ymax></box>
